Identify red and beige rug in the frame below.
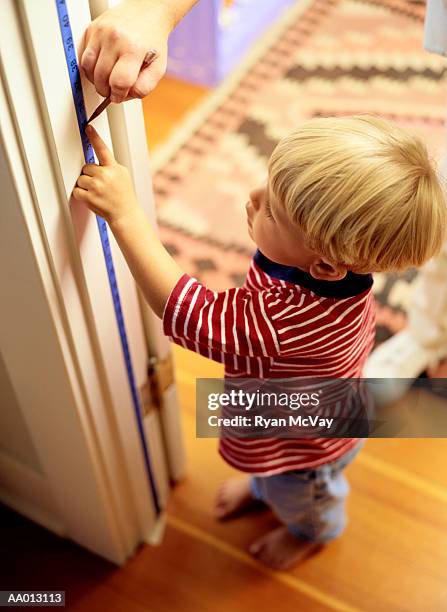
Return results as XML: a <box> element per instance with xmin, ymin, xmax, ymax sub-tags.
<box><xmin>152</xmin><ymin>0</ymin><xmax>447</xmax><ymax>346</ymax></box>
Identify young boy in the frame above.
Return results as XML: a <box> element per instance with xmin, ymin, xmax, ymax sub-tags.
<box><xmin>74</xmin><ymin>115</ymin><xmax>446</xmax><ymax>570</ymax></box>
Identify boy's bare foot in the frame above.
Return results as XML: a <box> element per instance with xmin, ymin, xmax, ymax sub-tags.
<box><xmin>214</xmin><ymin>476</ymin><xmax>264</xmax><ymax>520</ymax></box>
<box><xmin>249</xmin><ymin>526</ymin><xmax>323</xmax><ymax>570</ymax></box>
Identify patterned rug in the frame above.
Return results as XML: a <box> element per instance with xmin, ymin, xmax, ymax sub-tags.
<box><xmin>153</xmin><ymin>0</ymin><xmax>447</xmax><ymax>347</ymax></box>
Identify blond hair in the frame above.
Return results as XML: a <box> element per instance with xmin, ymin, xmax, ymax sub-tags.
<box><xmin>268</xmin><ymin>115</ymin><xmax>447</xmax><ymax>273</ymax></box>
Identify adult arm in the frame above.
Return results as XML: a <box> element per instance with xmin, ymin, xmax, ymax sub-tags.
<box><xmin>79</xmin><ymin>0</ymin><xmax>198</xmax><ymax>102</ymax></box>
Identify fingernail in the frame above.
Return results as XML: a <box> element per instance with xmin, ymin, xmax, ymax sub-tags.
<box><xmin>143</xmin><ymin>49</ymin><xmax>158</xmax><ymax>67</ymax></box>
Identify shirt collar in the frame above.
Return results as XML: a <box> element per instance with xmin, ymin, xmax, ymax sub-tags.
<box><xmin>254</xmin><ymin>250</ymin><xmax>373</xmax><ymax>299</ymax></box>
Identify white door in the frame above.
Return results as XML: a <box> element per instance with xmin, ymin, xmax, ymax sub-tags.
<box><xmin>0</xmin><ymin>0</ymin><xmax>185</xmax><ymax>564</ymax></box>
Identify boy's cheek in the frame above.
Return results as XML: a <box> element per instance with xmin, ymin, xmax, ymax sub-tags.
<box><xmin>254</xmin><ymin>221</ymin><xmax>269</xmax><ymax>247</ymax></box>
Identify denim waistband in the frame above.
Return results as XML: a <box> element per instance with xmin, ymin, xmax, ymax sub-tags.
<box><xmin>288</xmin><ymin>441</ymin><xmax>365</xmax><ymax>479</ymax></box>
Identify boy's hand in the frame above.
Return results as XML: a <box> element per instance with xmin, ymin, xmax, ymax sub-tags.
<box><xmin>73</xmin><ymin>125</ymin><xmax>139</xmax><ymax>225</ymax></box>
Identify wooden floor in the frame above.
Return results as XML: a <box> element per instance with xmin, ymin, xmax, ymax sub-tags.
<box><xmin>169</xmin><ymin>348</ymin><xmax>447</xmax><ymax>612</ymax></box>
<box><xmin>142</xmin><ymin>75</ymin><xmax>209</xmax><ymax>152</ymax></box>
<box><xmin>3</xmin><ymin>77</ymin><xmax>447</xmax><ymax>611</ymax></box>
<box><xmin>3</xmin><ymin>343</ymin><xmax>447</xmax><ymax>611</ymax></box>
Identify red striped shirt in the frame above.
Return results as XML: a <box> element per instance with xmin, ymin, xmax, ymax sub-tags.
<box><xmin>163</xmin><ymin>250</ymin><xmax>375</xmax><ymax>475</ymax></box>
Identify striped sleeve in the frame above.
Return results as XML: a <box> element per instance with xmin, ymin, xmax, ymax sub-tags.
<box><xmin>162</xmin><ymin>273</ymin><xmax>281</xmax><ymax>361</ymax></box>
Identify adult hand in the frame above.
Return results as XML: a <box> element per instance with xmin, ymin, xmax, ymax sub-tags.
<box><xmin>79</xmin><ymin>0</ymin><xmax>173</xmax><ymax>103</ymax></box>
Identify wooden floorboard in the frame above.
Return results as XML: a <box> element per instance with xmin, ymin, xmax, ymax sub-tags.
<box><xmin>1</xmin><ymin>504</ymin><xmax>329</xmax><ymax>612</ymax></box>
<box><xmin>142</xmin><ymin>76</ymin><xmax>209</xmax><ymax>152</ymax></box>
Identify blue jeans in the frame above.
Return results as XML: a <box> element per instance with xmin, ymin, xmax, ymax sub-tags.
<box><xmin>249</xmin><ymin>442</ymin><xmax>364</xmax><ymax>543</ymax></box>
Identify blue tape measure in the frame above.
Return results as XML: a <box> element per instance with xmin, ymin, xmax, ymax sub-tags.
<box><xmin>55</xmin><ymin>0</ymin><xmax>160</xmax><ymax>516</ymax></box>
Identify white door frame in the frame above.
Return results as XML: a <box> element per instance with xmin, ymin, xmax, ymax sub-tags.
<box><xmin>90</xmin><ymin>0</ymin><xmax>186</xmax><ymax>485</ymax></box>
<box><xmin>0</xmin><ymin>0</ymin><xmax>184</xmax><ymax>563</ymax></box>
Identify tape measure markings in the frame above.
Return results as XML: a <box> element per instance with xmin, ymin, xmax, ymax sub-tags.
<box><xmin>55</xmin><ymin>0</ymin><xmax>160</xmax><ymax>515</ymax></box>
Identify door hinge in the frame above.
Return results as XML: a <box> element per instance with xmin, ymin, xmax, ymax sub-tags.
<box><xmin>139</xmin><ymin>353</ymin><xmax>175</xmax><ymax>417</ymax></box>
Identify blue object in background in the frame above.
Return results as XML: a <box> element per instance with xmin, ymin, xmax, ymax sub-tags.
<box><xmin>167</xmin><ymin>0</ymin><xmax>297</xmax><ymax>87</ymax></box>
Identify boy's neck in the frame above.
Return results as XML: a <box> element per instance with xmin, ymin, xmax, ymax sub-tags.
<box><xmin>254</xmin><ymin>250</ymin><xmax>373</xmax><ymax>299</ymax></box>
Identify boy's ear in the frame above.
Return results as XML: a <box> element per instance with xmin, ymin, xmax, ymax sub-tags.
<box><xmin>309</xmin><ymin>258</ymin><xmax>347</xmax><ymax>281</ymax></box>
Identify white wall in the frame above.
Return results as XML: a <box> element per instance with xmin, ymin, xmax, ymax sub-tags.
<box><xmin>0</xmin><ymin>354</ymin><xmax>42</xmax><ymax>474</ymax></box>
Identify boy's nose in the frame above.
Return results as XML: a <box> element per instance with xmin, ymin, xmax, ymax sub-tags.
<box><xmin>249</xmin><ymin>187</ymin><xmax>263</xmax><ymax>210</ymax></box>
